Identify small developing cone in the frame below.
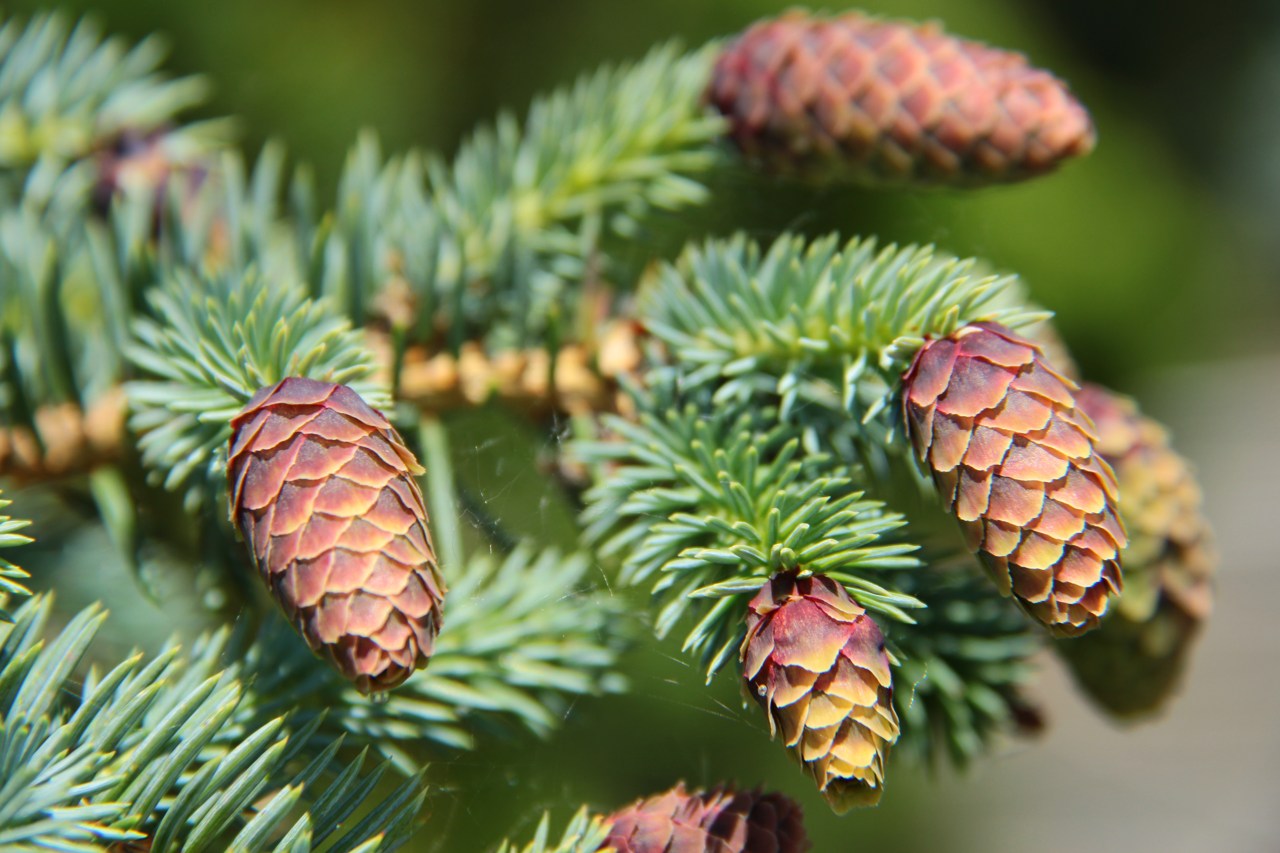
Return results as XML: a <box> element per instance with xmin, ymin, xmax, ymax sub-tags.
<box><xmin>902</xmin><ymin>323</ymin><xmax>1126</xmax><ymax>636</ymax></box>
<box><xmin>602</xmin><ymin>782</ymin><xmax>810</xmax><ymax>853</ymax></box>
<box><xmin>228</xmin><ymin>377</ymin><xmax>445</xmax><ymax>693</ymax></box>
<box><xmin>707</xmin><ymin>10</ymin><xmax>1095</xmax><ymax>187</ymax></box>
<box><xmin>92</xmin><ymin>129</ymin><xmax>210</xmax><ymax>222</ymax></box>
<box><xmin>741</xmin><ymin>573</ymin><xmax>898</xmax><ymax>812</ymax></box>
<box><xmin>1057</xmin><ymin>384</ymin><xmax>1214</xmax><ymax>717</ymax></box>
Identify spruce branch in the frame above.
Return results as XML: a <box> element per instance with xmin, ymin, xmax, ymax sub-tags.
<box><xmin>125</xmin><ymin>267</ymin><xmax>386</xmax><ymax>508</ymax></box>
<box><xmin>494</xmin><ymin>808</ymin><xmax>608</xmax><ymax>853</ymax></box>
<box><xmin>234</xmin><ymin>543</ymin><xmax>626</xmax><ymax>766</ymax></box>
<box><xmin>0</xmin><ymin>389</ymin><xmax>124</xmax><ymax>483</ymax></box>
<box><xmin>0</xmin><ymin>492</ymin><xmax>32</xmax><ymax>622</ymax></box>
<box><xmin>638</xmin><ymin>234</ymin><xmax>1049</xmax><ymax>424</ymax></box>
<box><xmin>888</xmin><ymin>553</ymin><xmax>1042</xmax><ymax>768</ymax></box>
<box><xmin>0</xmin><ymin>594</ymin><xmax>426</xmax><ymax>852</ymax></box>
<box><xmin>423</xmin><ymin>42</ymin><xmax>723</xmax><ymax>347</ymax></box>
<box><xmin>576</xmin><ymin>383</ymin><xmax>919</xmax><ymax>680</ymax></box>
<box><xmin>0</xmin><ymin>12</ymin><xmax>213</xmax><ymax>171</ymax></box>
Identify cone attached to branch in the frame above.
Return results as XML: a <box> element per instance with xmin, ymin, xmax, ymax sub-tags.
<box><xmin>228</xmin><ymin>377</ymin><xmax>445</xmax><ymax>694</ymax></box>
<box><xmin>708</xmin><ymin>10</ymin><xmax>1095</xmax><ymax>187</ymax></box>
<box><xmin>602</xmin><ymin>782</ymin><xmax>810</xmax><ymax>853</ymax></box>
<box><xmin>902</xmin><ymin>323</ymin><xmax>1126</xmax><ymax>636</ymax></box>
<box><xmin>741</xmin><ymin>573</ymin><xmax>898</xmax><ymax>812</ymax></box>
<box><xmin>1056</xmin><ymin>384</ymin><xmax>1214</xmax><ymax>717</ymax></box>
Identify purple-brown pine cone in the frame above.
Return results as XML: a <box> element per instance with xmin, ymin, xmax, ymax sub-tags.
<box><xmin>708</xmin><ymin>10</ymin><xmax>1095</xmax><ymax>186</ymax></box>
<box><xmin>228</xmin><ymin>377</ymin><xmax>445</xmax><ymax>693</ymax></box>
<box><xmin>902</xmin><ymin>323</ymin><xmax>1126</xmax><ymax>636</ymax></box>
<box><xmin>602</xmin><ymin>782</ymin><xmax>810</xmax><ymax>853</ymax></box>
<box><xmin>741</xmin><ymin>573</ymin><xmax>899</xmax><ymax>812</ymax></box>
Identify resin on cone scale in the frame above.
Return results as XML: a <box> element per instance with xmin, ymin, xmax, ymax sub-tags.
<box><xmin>227</xmin><ymin>376</ymin><xmax>445</xmax><ymax>693</ymax></box>
<box><xmin>741</xmin><ymin>573</ymin><xmax>898</xmax><ymax>812</ymax></box>
<box><xmin>602</xmin><ymin>782</ymin><xmax>810</xmax><ymax>853</ymax></box>
<box><xmin>1057</xmin><ymin>383</ymin><xmax>1214</xmax><ymax>717</ymax></box>
<box><xmin>902</xmin><ymin>323</ymin><xmax>1126</xmax><ymax>636</ymax></box>
<box><xmin>707</xmin><ymin>10</ymin><xmax>1095</xmax><ymax>187</ymax></box>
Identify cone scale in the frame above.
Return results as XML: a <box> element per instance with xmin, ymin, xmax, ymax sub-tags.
<box><xmin>227</xmin><ymin>377</ymin><xmax>445</xmax><ymax>694</ymax></box>
<box><xmin>741</xmin><ymin>573</ymin><xmax>899</xmax><ymax>812</ymax></box>
<box><xmin>708</xmin><ymin>10</ymin><xmax>1095</xmax><ymax>187</ymax></box>
<box><xmin>902</xmin><ymin>323</ymin><xmax>1126</xmax><ymax>636</ymax></box>
<box><xmin>602</xmin><ymin>782</ymin><xmax>810</xmax><ymax>853</ymax></box>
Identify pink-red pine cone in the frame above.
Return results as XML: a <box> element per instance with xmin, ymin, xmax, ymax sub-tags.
<box><xmin>708</xmin><ymin>10</ymin><xmax>1095</xmax><ymax>186</ymax></box>
<box><xmin>902</xmin><ymin>323</ymin><xmax>1126</xmax><ymax>636</ymax></box>
<box><xmin>741</xmin><ymin>573</ymin><xmax>898</xmax><ymax>812</ymax></box>
<box><xmin>228</xmin><ymin>377</ymin><xmax>445</xmax><ymax>694</ymax></box>
<box><xmin>602</xmin><ymin>782</ymin><xmax>810</xmax><ymax>853</ymax></box>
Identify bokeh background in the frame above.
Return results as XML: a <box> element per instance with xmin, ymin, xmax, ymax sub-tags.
<box><xmin>8</xmin><ymin>1</ymin><xmax>1280</xmax><ymax>850</ymax></box>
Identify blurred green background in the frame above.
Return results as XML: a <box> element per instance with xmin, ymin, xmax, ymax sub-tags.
<box><xmin>10</xmin><ymin>1</ymin><xmax>1280</xmax><ymax>850</ymax></box>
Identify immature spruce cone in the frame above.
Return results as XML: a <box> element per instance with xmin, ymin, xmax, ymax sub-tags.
<box><xmin>902</xmin><ymin>323</ymin><xmax>1126</xmax><ymax>636</ymax></box>
<box><xmin>708</xmin><ymin>10</ymin><xmax>1095</xmax><ymax>186</ymax></box>
<box><xmin>741</xmin><ymin>573</ymin><xmax>898</xmax><ymax>812</ymax></box>
<box><xmin>1075</xmin><ymin>385</ymin><xmax>1213</xmax><ymax>622</ymax></box>
<box><xmin>1056</xmin><ymin>384</ymin><xmax>1214</xmax><ymax>717</ymax></box>
<box><xmin>602</xmin><ymin>782</ymin><xmax>810</xmax><ymax>853</ymax></box>
<box><xmin>228</xmin><ymin>377</ymin><xmax>445</xmax><ymax>693</ymax></box>
<box><xmin>92</xmin><ymin>129</ymin><xmax>209</xmax><ymax>222</ymax></box>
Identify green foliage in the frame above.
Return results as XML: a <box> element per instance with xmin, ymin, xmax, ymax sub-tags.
<box><xmin>0</xmin><ymin>12</ymin><xmax>209</xmax><ymax>171</ymax></box>
<box><xmin>425</xmin><ymin>42</ymin><xmax>723</xmax><ymax>348</ymax></box>
<box><xmin>0</xmin><ymin>31</ymin><xmax>725</xmax><ymax>443</ymax></box>
<box><xmin>0</xmin><ymin>493</ymin><xmax>32</xmax><ymax>622</ymax></box>
<box><xmin>0</xmin><ymin>594</ymin><xmax>425</xmax><ymax>852</ymax></box>
<box><xmin>284</xmin><ymin>43</ymin><xmax>724</xmax><ymax>350</ymax></box>
<box><xmin>639</xmin><ymin>234</ymin><xmax>1049</xmax><ymax>423</ymax></box>
<box><xmin>0</xmin><ymin>192</ymin><xmax>110</xmax><ymax>412</ymax></box>
<box><xmin>494</xmin><ymin>807</ymin><xmax>610</xmax><ymax>853</ymax></box>
<box><xmin>235</xmin><ymin>543</ymin><xmax>627</xmax><ymax>767</ymax></box>
<box><xmin>890</xmin><ymin>554</ymin><xmax>1042</xmax><ymax>768</ymax></box>
<box><xmin>125</xmin><ymin>267</ymin><xmax>386</xmax><ymax>508</ymax></box>
<box><xmin>576</xmin><ymin>384</ymin><xmax>919</xmax><ymax>680</ymax></box>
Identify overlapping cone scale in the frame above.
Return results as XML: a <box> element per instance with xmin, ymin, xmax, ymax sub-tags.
<box><xmin>1057</xmin><ymin>384</ymin><xmax>1215</xmax><ymax>717</ymax></box>
<box><xmin>902</xmin><ymin>323</ymin><xmax>1126</xmax><ymax>636</ymax></box>
<box><xmin>602</xmin><ymin>782</ymin><xmax>810</xmax><ymax>853</ymax></box>
<box><xmin>741</xmin><ymin>573</ymin><xmax>898</xmax><ymax>812</ymax></box>
<box><xmin>228</xmin><ymin>376</ymin><xmax>445</xmax><ymax>694</ymax></box>
<box><xmin>707</xmin><ymin>10</ymin><xmax>1095</xmax><ymax>187</ymax></box>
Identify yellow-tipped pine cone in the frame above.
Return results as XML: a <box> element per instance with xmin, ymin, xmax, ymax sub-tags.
<box><xmin>602</xmin><ymin>782</ymin><xmax>810</xmax><ymax>853</ymax></box>
<box><xmin>1056</xmin><ymin>384</ymin><xmax>1214</xmax><ymax>717</ymax></box>
<box><xmin>1075</xmin><ymin>384</ymin><xmax>1213</xmax><ymax>622</ymax></box>
<box><xmin>707</xmin><ymin>10</ymin><xmax>1095</xmax><ymax>186</ymax></box>
<box><xmin>741</xmin><ymin>573</ymin><xmax>898</xmax><ymax>812</ymax></box>
<box><xmin>228</xmin><ymin>377</ymin><xmax>446</xmax><ymax>694</ymax></box>
<box><xmin>902</xmin><ymin>323</ymin><xmax>1126</xmax><ymax>636</ymax></box>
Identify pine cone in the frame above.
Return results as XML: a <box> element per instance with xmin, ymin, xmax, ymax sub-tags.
<box><xmin>1075</xmin><ymin>384</ymin><xmax>1213</xmax><ymax>622</ymax></box>
<box><xmin>741</xmin><ymin>573</ymin><xmax>898</xmax><ymax>812</ymax></box>
<box><xmin>902</xmin><ymin>323</ymin><xmax>1126</xmax><ymax>636</ymax></box>
<box><xmin>602</xmin><ymin>782</ymin><xmax>810</xmax><ymax>853</ymax></box>
<box><xmin>1056</xmin><ymin>598</ymin><xmax>1200</xmax><ymax>718</ymax></box>
<box><xmin>707</xmin><ymin>10</ymin><xmax>1095</xmax><ymax>187</ymax></box>
<box><xmin>1056</xmin><ymin>384</ymin><xmax>1214</xmax><ymax>717</ymax></box>
<box><xmin>228</xmin><ymin>377</ymin><xmax>445</xmax><ymax>693</ymax></box>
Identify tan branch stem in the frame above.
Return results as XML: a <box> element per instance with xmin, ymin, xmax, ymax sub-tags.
<box><xmin>0</xmin><ymin>323</ymin><xmax>641</xmax><ymax>483</ymax></box>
